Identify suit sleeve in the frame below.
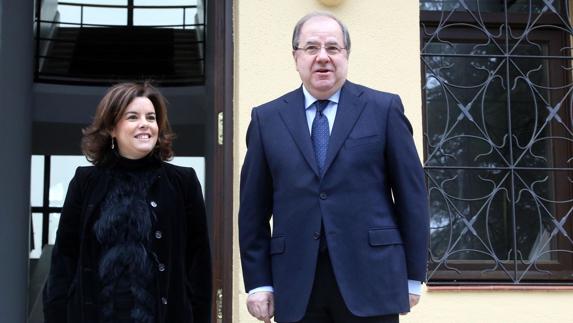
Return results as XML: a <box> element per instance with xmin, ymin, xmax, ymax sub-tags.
<box><xmin>184</xmin><ymin>168</ymin><xmax>212</xmax><ymax>323</ymax></box>
<box><xmin>43</xmin><ymin>168</ymin><xmax>84</xmax><ymax>323</ymax></box>
<box><xmin>385</xmin><ymin>95</ymin><xmax>430</xmax><ymax>282</ymax></box>
<box><xmin>239</xmin><ymin>108</ymin><xmax>274</xmax><ymax>292</ymax></box>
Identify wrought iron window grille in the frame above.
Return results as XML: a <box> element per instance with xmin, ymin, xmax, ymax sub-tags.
<box><xmin>420</xmin><ymin>0</ymin><xmax>573</xmax><ymax>284</ymax></box>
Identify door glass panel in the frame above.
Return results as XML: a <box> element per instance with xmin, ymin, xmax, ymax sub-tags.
<box><xmin>48</xmin><ymin>213</ymin><xmax>61</xmax><ymax>245</ymax></box>
<box><xmin>30</xmin><ymin>156</ymin><xmax>44</xmax><ymax>207</ymax></box>
<box><xmin>30</xmin><ymin>213</ymin><xmax>43</xmax><ymax>259</ymax></box>
<box><xmin>170</xmin><ymin>156</ymin><xmax>206</xmax><ymax>197</ymax></box>
<box><xmin>49</xmin><ymin>156</ymin><xmax>91</xmax><ymax>207</ymax></box>
<box><xmin>135</xmin><ymin>0</ymin><xmax>198</xmax><ymax>5</ymax></box>
<box><xmin>134</xmin><ymin>9</ymin><xmax>185</xmax><ymax>27</ymax></box>
<box><xmin>81</xmin><ymin>7</ymin><xmax>128</xmax><ymax>26</ymax></box>
<box><xmin>61</xmin><ymin>0</ymin><xmax>127</xmax><ymax>4</ymax></box>
<box><xmin>58</xmin><ymin>3</ymin><xmax>128</xmax><ymax>26</ymax></box>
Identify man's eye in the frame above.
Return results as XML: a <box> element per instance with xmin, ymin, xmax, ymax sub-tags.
<box><xmin>326</xmin><ymin>46</ymin><xmax>339</xmax><ymax>52</ymax></box>
<box><xmin>305</xmin><ymin>45</ymin><xmax>320</xmax><ymax>51</ymax></box>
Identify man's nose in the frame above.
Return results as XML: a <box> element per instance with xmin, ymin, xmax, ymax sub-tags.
<box><xmin>316</xmin><ymin>47</ymin><xmax>330</xmax><ymax>61</ymax></box>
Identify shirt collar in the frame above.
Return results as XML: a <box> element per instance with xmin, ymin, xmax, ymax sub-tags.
<box><xmin>302</xmin><ymin>85</ymin><xmax>341</xmax><ymax>110</ymax></box>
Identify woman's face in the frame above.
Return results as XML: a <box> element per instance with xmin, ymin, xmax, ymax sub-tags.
<box><xmin>112</xmin><ymin>96</ymin><xmax>159</xmax><ymax>159</ymax></box>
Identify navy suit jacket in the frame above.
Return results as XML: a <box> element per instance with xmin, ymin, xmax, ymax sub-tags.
<box><xmin>239</xmin><ymin>81</ymin><xmax>429</xmax><ymax>322</ymax></box>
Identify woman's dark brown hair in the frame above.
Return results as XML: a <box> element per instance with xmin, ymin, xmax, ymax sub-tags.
<box><xmin>82</xmin><ymin>82</ymin><xmax>175</xmax><ymax>165</ymax></box>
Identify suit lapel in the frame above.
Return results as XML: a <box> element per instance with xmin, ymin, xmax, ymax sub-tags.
<box><xmin>279</xmin><ymin>87</ymin><xmax>320</xmax><ymax>176</ymax></box>
<box><xmin>323</xmin><ymin>81</ymin><xmax>366</xmax><ymax>175</ymax></box>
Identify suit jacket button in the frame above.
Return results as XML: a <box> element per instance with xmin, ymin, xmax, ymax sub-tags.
<box><xmin>319</xmin><ymin>192</ymin><xmax>327</xmax><ymax>200</ymax></box>
<box><xmin>161</xmin><ymin>297</ymin><xmax>168</xmax><ymax>305</ymax></box>
<box><xmin>313</xmin><ymin>232</ymin><xmax>321</xmax><ymax>240</ymax></box>
<box><xmin>155</xmin><ymin>230</ymin><xmax>163</xmax><ymax>239</ymax></box>
<box><xmin>150</xmin><ymin>201</ymin><xmax>158</xmax><ymax>208</ymax></box>
<box><xmin>158</xmin><ymin>263</ymin><xmax>166</xmax><ymax>272</ymax></box>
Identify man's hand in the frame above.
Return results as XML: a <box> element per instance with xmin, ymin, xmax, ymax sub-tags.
<box><xmin>409</xmin><ymin>293</ymin><xmax>420</xmax><ymax>308</ymax></box>
<box><xmin>400</xmin><ymin>294</ymin><xmax>421</xmax><ymax>315</ymax></box>
<box><xmin>246</xmin><ymin>291</ymin><xmax>274</xmax><ymax>322</ymax></box>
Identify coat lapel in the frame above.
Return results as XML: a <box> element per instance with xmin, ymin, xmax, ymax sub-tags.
<box><xmin>279</xmin><ymin>87</ymin><xmax>321</xmax><ymax>176</ymax></box>
<box><xmin>322</xmin><ymin>81</ymin><xmax>367</xmax><ymax>175</ymax></box>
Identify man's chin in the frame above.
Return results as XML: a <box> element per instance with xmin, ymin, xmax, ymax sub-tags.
<box><xmin>310</xmin><ymin>82</ymin><xmax>335</xmax><ymax>92</ymax></box>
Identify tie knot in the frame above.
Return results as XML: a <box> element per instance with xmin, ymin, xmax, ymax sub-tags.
<box><xmin>315</xmin><ymin>100</ymin><xmax>329</xmax><ymax>115</ymax></box>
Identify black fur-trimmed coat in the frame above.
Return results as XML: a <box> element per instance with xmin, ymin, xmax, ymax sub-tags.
<box><xmin>43</xmin><ymin>161</ymin><xmax>212</xmax><ymax>323</ymax></box>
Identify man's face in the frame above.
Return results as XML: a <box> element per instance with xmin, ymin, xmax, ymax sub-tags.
<box><xmin>293</xmin><ymin>16</ymin><xmax>349</xmax><ymax>100</ymax></box>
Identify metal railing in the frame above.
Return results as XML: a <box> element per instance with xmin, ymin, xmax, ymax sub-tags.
<box><xmin>34</xmin><ymin>0</ymin><xmax>206</xmax><ymax>85</ymax></box>
<box><xmin>420</xmin><ymin>0</ymin><xmax>573</xmax><ymax>285</ymax></box>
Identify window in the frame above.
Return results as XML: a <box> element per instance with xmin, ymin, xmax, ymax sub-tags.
<box><xmin>421</xmin><ymin>0</ymin><xmax>573</xmax><ymax>283</ymax></box>
<box><xmin>29</xmin><ymin>156</ymin><xmax>89</xmax><ymax>259</ymax></box>
<box><xmin>34</xmin><ymin>0</ymin><xmax>205</xmax><ymax>84</ymax></box>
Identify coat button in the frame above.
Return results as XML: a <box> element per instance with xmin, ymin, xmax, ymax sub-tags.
<box><xmin>158</xmin><ymin>263</ymin><xmax>166</xmax><ymax>272</ymax></box>
<box><xmin>313</xmin><ymin>232</ymin><xmax>321</xmax><ymax>240</ymax></box>
<box><xmin>161</xmin><ymin>297</ymin><xmax>168</xmax><ymax>305</ymax></box>
<box><xmin>150</xmin><ymin>201</ymin><xmax>158</xmax><ymax>208</ymax></box>
<box><xmin>319</xmin><ymin>192</ymin><xmax>327</xmax><ymax>200</ymax></box>
<box><xmin>155</xmin><ymin>230</ymin><xmax>163</xmax><ymax>239</ymax></box>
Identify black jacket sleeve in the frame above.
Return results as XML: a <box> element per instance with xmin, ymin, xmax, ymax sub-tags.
<box><xmin>43</xmin><ymin>168</ymin><xmax>84</xmax><ymax>323</ymax></box>
<box><xmin>184</xmin><ymin>168</ymin><xmax>212</xmax><ymax>323</ymax></box>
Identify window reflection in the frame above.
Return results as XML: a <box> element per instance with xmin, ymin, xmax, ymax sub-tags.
<box><xmin>424</xmin><ymin>42</ymin><xmax>550</xmax><ymax>169</ymax></box>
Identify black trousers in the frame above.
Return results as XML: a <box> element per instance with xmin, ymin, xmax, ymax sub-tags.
<box><xmin>282</xmin><ymin>250</ymin><xmax>399</xmax><ymax>323</ymax></box>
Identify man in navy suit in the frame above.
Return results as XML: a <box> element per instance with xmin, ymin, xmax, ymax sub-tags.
<box><xmin>239</xmin><ymin>12</ymin><xmax>429</xmax><ymax>323</ymax></box>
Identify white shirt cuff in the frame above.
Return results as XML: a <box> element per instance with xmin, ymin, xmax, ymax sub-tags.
<box><xmin>248</xmin><ymin>286</ymin><xmax>274</xmax><ymax>295</ymax></box>
<box><xmin>249</xmin><ymin>283</ymin><xmax>421</xmax><ymax>296</ymax></box>
<box><xmin>408</xmin><ymin>280</ymin><xmax>422</xmax><ymax>295</ymax></box>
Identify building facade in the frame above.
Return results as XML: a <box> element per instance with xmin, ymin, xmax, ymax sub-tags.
<box><xmin>0</xmin><ymin>0</ymin><xmax>571</xmax><ymax>322</ymax></box>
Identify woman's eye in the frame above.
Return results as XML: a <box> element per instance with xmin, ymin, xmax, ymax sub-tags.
<box><xmin>147</xmin><ymin>116</ymin><xmax>156</xmax><ymax>121</ymax></box>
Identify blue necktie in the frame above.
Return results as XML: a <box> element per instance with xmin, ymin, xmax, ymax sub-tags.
<box><xmin>312</xmin><ymin>100</ymin><xmax>330</xmax><ymax>174</ymax></box>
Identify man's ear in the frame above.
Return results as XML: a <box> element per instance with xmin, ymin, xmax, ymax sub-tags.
<box><xmin>292</xmin><ymin>51</ymin><xmax>299</xmax><ymax>71</ymax></box>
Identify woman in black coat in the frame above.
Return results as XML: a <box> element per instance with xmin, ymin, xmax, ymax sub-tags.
<box><xmin>43</xmin><ymin>82</ymin><xmax>212</xmax><ymax>323</ymax></box>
